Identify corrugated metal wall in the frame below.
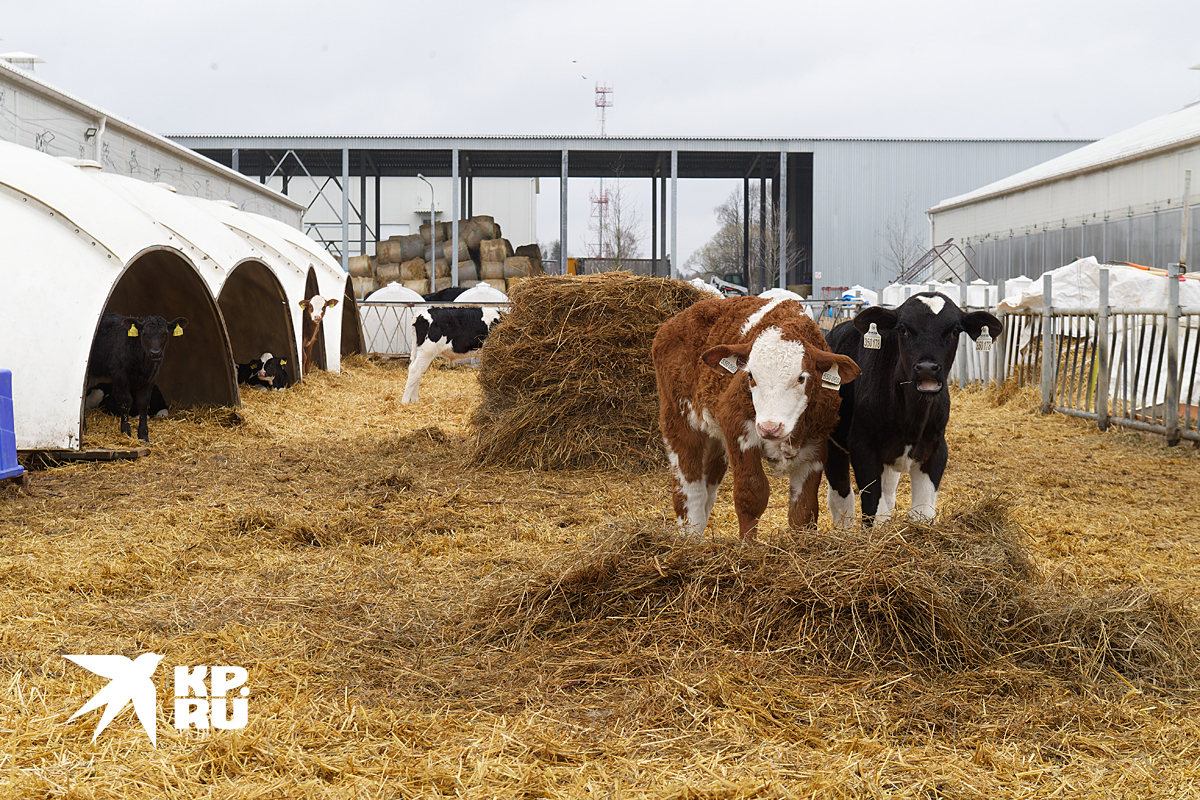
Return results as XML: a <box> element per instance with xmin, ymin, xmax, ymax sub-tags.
<box><xmin>810</xmin><ymin>140</ymin><xmax>1089</xmax><ymax>297</ymax></box>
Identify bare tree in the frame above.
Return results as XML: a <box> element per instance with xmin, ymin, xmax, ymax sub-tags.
<box><xmin>586</xmin><ymin>172</ymin><xmax>644</xmax><ymax>269</ymax></box>
<box><xmin>685</xmin><ymin>187</ymin><xmax>804</xmax><ymax>292</ymax></box>
<box><xmin>878</xmin><ymin>193</ymin><xmax>927</xmax><ymax>282</ymax></box>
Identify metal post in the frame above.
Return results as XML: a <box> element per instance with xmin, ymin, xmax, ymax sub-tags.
<box><xmin>651</xmin><ymin>168</ymin><xmax>658</xmax><ymax>277</ymax></box>
<box><xmin>417</xmin><ymin>173</ymin><xmax>435</xmax><ymax>291</ymax></box>
<box><xmin>452</xmin><ymin>148</ymin><xmax>460</xmax><ymax>287</ymax></box>
<box><xmin>1097</xmin><ymin>267</ymin><xmax>1111</xmax><ymax>430</ymax></box>
<box><xmin>742</xmin><ymin>176</ymin><xmax>751</xmax><ymax>290</ymax></box>
<box><xmin>778</xmin><ymin>150</ymin><xmax>788</xmax><ymax>289</ymax></box>
<box><xmin>231</xmin><ymin>148</ymin><xmax>239</xmax><ymax>173</ymax></box>
<box><xmin>1040</xmin><ymin>273</ymin><xmax>1054</xmax><ymax>414</ymax></box>
<box><xmin>670</xmin><ymin>149</ymin><xmax>678</xmax><ymax>280</ymax></box>
<box><xmin>1166</xmin><ymin>171</ymin><xmax>1189</xmax><ymax>446</ymax></box>
<box><xmin>759</xmin><ymin>168</ymin><xmax>767</xmax><ymax>292</ymax></box>
<box><xmin>341</xmin><ymin>147</ymin><xmax>350</xmax><ymax>272</ymax></box>
<box><xmin>359</xmin><ymin>159</ymin><xmax>367</xmax><ymax>260</ymax></box>
<box><xmin>560</xmin><ymin>150</ymin><xmax>569</xmax><ymax>276</ymax></box>
<box><xmin>957</xmin><ymin>281</ymin><xmax>967</xmax><ymax>387</ymax></box>
<box><xmin>374</xmin><ymin>170</ymin><xmax>381</xmax><ymax>258</ymax></box>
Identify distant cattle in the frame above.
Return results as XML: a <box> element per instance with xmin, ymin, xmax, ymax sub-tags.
<box><xmin>237</xmin><ymin>352</ymin><xmax>292</xmax><ymax>391</ymax></box>
<box><xmin>87</xmin><ymin>313</ymin><xmax>187</xmax><ymax>441</ymax></box>
<box><xmin>824</xmin><ymin>292</ymin><xmax>1002</xmax><ymax>526</ymax></box>
<box><xmin>400</xmin><ymin>284</ymin><xmax>507</xmax><ymax>404</ymax></box>
<box><xmin>299</xmin><ymin>295</ymin><xmax>338</xmax><ymax>375</ymax></box>
<box><xmin>652</xmin><ymin>296</ymin><xmax>860</xmax><ymax>541</ymax></box>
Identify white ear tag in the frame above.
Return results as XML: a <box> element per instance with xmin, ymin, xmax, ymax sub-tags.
<box><xmin>718</xmin><ymin>355</ymin><xmax>739</xmax><ymax>374</ymax></box>
<box><xmin>821</xmin><ymin>366</ymin><xmax>842</xmax><ymax>390</ymax></box>
<box><xmin>975</xmin><ymin>326</ymin><xmax>993</xmax><ymax>352</ymax></box>
<box><xmin>863</xmin><ymin>322</ymin><xmax>882</xmax><ymax>350</ymax></box>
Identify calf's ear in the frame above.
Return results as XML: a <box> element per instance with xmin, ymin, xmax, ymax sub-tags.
<box><xmin>812</xmin><ymin>351</ymin><xmax>861</xmax><ymax>386</ymax></box>
<box><xmin>326</xmin><ymin>299</ymin><xmax>339</xmax><ymax>308</ymax></box>
<box><xmin>701</xmin><ymin>343</ymin><xmax>753</xmax><ymax>374</ymax></box>
<box><xmin>299</xmin><ymin>300</ymin><xmax>311</xmax><ymax>311</ymax></box>
<box><xmin>854</xmin><ymin>306</ymin><xmax>897</xmax><ymax>334</ymax></box>
<box><xmin>122</xmin><ymin>317</ymin><xmax>141</xmax><ymax>337</ymax></box>
<box><xmin>169</xmin><ymin>317</ymin><xmax>188</xmax><ymax>337</ymax></box>
<box><xmin>961</xmin><ymin>311</ymin><xmax>1002</xmax><ymax>340</ymax></box>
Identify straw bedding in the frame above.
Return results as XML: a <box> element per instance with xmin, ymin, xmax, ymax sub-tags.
<box><xmin>2</xmin><ymin>358</ymin><xmax>1200</xmax><ymax>797</ymax></box>
<box><xmin>470</xmin><ymin>272</ymin><xmax>711</xmax><ymax>470</ymax></box>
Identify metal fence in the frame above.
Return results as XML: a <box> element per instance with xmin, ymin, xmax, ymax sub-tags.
<box><xmin>993</xmin><ymin>270</ymin><xmax>1200</xmax><ymax>444</ymax></box>
<box><xmin>356</xmin><ymin>300</ymin><xmax>510</xmax><ymax>357</ymax></box>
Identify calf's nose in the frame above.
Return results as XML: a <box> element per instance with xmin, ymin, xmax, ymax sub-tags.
<box><xmin>757</xmin><ymin>421</ymin><xmax>786</xmax><ymax>440</ymax></box>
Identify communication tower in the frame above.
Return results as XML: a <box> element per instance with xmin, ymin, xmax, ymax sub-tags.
<box><xmin>589</xmin><ymin>83</ymin><xmax>614</xmax><ymax>258</ymax></box>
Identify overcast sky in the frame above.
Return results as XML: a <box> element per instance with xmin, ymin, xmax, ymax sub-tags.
<box><xmin>5</xmin><ymin>0</ymin><xmax>1200</xmax><ymax>267</ymax></box>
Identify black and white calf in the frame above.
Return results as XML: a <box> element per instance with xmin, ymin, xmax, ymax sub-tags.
<box><xmin>824</xmin><ymin>292</ymin><xmax>1001</xmax><ymax>526</ymax></box>
<box><xmin>401</xmin><ymin>305</ymin><xmax>502</xmax><ymax>404</ymax></box>
<box><xmin>237</xmin><ymin>352</ymin><xmax>293</xmax><ymax>391</ymax></box>
<box><xmin>87</xmin><ymin>313</ymin><xmax>187</xmax><ymax>442</ymax></box>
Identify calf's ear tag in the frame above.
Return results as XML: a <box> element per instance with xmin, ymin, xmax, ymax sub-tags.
<box><xmin>863</xmin><ymin>322</ymin><xmax>881</xmax><ymax>350</ymax></box>
<box><xmin>821</xmin><ymin>366</ymin><xmax>842</xmax><ymax>390</ymax></box>
<box><xmin>718</xmin><ymin>355</ymin><xmax>740</xmax><ymax>374</ymax></box>
<box><xmin>127</xmin><ymin>324</ymin><xmax>139</xmax><ymax>338</ymax></box>
<box><xmin>173</xmin><ymin>324</ymin><xmax>184</xmax><ymax>337</ymax></box>
<box><xmin>280</xmin><ymin>359</ymin><xmax>287</xmax><ymax>365</ymax></box>
<box><xmin>975</xmin><ymin>326</ymin><xmax>993</xmax><ymax>352</ymax></box>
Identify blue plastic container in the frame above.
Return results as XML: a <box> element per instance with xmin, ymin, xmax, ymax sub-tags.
<box><xmin>0</xmin><ymin>369</ymin><xmax>24</xmax><ymax>481</ymax></box>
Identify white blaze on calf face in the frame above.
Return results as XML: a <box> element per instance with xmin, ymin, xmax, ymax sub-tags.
<box><xmin>916</xmin><ymin>295</ymin><xmax>946</xmax><ymax>316</ymax></box>
<box><xmin>744</xmin><ymin>326</ymin><xmax>811</xmax><ymax>442</ymax></box>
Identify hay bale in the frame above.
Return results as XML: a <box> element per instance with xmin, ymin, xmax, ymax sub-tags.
<box><xmin>400</xmin><ymin>258</ymin><xmax>427</xmax><ymax>281</ymax></box>
<box><xmin>471</xmin><ymin>214</ymin><xmax>498</xmax><ymax>239</ymax></box>
<box><xmin>480</xmin><ymin>279</ymin><xmax>506</xmax><ymax>292</ymax></box>
<box><xmin>505</xmin><ymin>276</ymin><xmax>526</xmax><ymax>293</ymax></box>
<box><xmin>480</xmin><ymin>238</ymin><xmax>513</xmax><ymax>264</ymax></box>
<box><xmin>348</xmin><ymin>254</ymin><xmax>373</xmax><ymax>278</ymax></box>
<box><xmin>376</xmin><ymin>262</ymin><xmax>401</xmax><ymax>284</ymax></box>
<box><xmin>470</xmin><ymin>272</ymin><xmax>711</xmax><ymax>470</ymax></box>
<box><xmin>514</xmin><ymin>244</ymin><xmax>543</xmax><ymax>275</ymax></box>
<box><xmin>351</xmin><ymin>275</ymin><xmax>375</xmax><ymax>298</ymax></box>
<box><xmin>377</xmin><ymin>234</ymin><xmax>424</xmax><ymax>263</ymax></box>
<box><xmin>479</xmin><ymin>261</ymin><xmax>505</xmax><ymax>281</ymax></box>
<box><xmin>502</xmin><ymin>256</ymin><xmax>531</xmax><ymax>278</ymax></box>
<box><xmin>455</xmin><ymin>262</ymin><xmax>479</xmax><ymax>283</ymax></box>
<box><xmin>403</xmin><ymin>279</ymin><xmax>430</xmax><ymax>294</ymax></box>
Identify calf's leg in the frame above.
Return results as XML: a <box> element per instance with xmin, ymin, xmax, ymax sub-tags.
<box><xmin>788</xmin><ymin>460</ymin><xmax>824</xmax><ymax>529</ymax></box>
<box><xmin>401</xmin><ymin>340</ymin><xmax>447</xmax><ymax>404</ymax></box>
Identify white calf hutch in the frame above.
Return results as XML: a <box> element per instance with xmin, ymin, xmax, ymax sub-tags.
<box><xmin>0</xmin><ymin>142</ymin><xmax>354</xmax><ymax>451</ymax></box>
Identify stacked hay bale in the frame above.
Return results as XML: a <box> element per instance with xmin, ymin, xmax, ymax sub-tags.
<box><xmin>363</xmin><ymin>214</ymin><xmax>542</xmax><ymax>296</ymax></box>
<box><xmin>471</xmin><ymin>272</ymin><xmax>711</xmax><ymax>471</ymax></box>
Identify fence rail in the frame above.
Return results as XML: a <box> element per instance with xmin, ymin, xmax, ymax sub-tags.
<box><xmin>991</xmin><ymin>269</ymin><xmax>1199</xmax><ymax>444</ymax></box>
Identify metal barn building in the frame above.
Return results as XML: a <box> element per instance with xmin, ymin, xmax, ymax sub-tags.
<box><xmin>930</xmin><ymin>101</ymin><xmax>1200</xmax><ymax>284</ymax></box>
<box><xmin>174</xmin><ymin>135</ymin><xmax>1090</xmax><ymax>299</ymax></box>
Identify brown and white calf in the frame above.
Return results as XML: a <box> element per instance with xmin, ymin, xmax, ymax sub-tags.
<box><xmin>298</xmin><ymin>295</ymin><xmax>338</xmax><ymax>376</ymax></box>
<box><xmin>652</xmin><ymin>296</ymin><xmax>860</xmax><ymax>541</ymax></box>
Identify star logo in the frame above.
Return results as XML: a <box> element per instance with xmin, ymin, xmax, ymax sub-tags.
<box><xmin>65</xmin><ymin>653</ymin><xmax>164</xmax><ymax>747</ymax></box>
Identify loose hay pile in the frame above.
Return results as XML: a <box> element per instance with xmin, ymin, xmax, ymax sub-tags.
<box><xmin>470</xmin><ymin>272</ymin><xmax>711</xmax><ymax>471</ymax></box>
<box><xmin>465</xmin><ymin>495</ymin><xmax>1200</xmax><ymax>689</ymax></box>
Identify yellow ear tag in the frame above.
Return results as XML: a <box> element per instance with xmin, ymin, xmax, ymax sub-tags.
<box><xmin>173</xmin><ymin>325</ymin><xmax>183</xmax><ymax>337</ymax></box>
<box><xmin>279</xmin><ymin>359</ymin><xmax>287</xmax><ymax>365</ymax></box>
<box><xmin>127</xmin><ymin>324</ymin><xmax>139</xmax><ymax>337</ymax></box>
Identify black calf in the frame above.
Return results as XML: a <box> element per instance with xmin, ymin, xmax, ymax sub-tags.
<box><xmin>87</xmin><ymin>313</ymin><xmax>188</xmax><ymax>441</ymax></box>
<box><xmin>824</xmin><ymin>292</ymin><xmax>1001</xmax><ymax>526</ymax></box>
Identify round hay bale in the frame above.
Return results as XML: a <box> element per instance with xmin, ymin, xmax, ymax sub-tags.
<box><xmin>351</xmin><ymin>275</ymin><xmax>375</xmax><ymax>298</ymax></box>
<box><xmin>503</xmin><ymin>256</ymin><xmax>531</xmax><ymax>278</ymax></box>
<box><xmin>400</xmin><ymin>258</ymin><xmax>427</xmax><ymax>281</ymax></box>
<box><xmin>377</xmin><ymin>234</ymin><xmax>424</xmax><ymax>263</ymax></box>
<box><xmin>470</xmin><ymin>273</ymin><xmax>711</xmax><ymax>471</ymax></box>
<box><xmin>455</xmin><ymin>262</ymin><xmax>479</xmax><ymax>283</ymax></box>
<box><xmin>479</xmin><ymin>261</ymin><xmax>505</xmax><ymax>280</ymax></box>
<box><xmin>402</xmin><ymin>279</ymin><xmax>430</xmax><ymax>294</ymax></box>
<box><xmin>506</xmin><ymin>276</ymin><xmax>526</xmax><ymax>293</ymax></box>
<box><xmin>480</xmin><ymin>238</ymin><xmax>513</xmax><ymax>264</ymax></box>
<box><xmin>480</xmin><ymin>279</ymin><xmax>506</xmax><ymax>292</ymax></box>
<box><xmin>514</xmin><ymin>244</ymin><xmax>543</xmax><ymax>275</ymax></box>
<box><xmin>419</xmin><ymin>221</ymin><xmax>450</xmax><ymax>245</ymax></box>
<box><xmin>376</xmin><ymin>262</ymin><xmax>401</xmax><ymax>284</ymax></box>
<box><xmin>470</xmin><ymin>214</ymin><xmax>497</xmax><ymax>239</ymax></box>
<box><xmin>348</xmin><ymin>254</ymin><xmax>374</xmax><ymax>278</ymax></box>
